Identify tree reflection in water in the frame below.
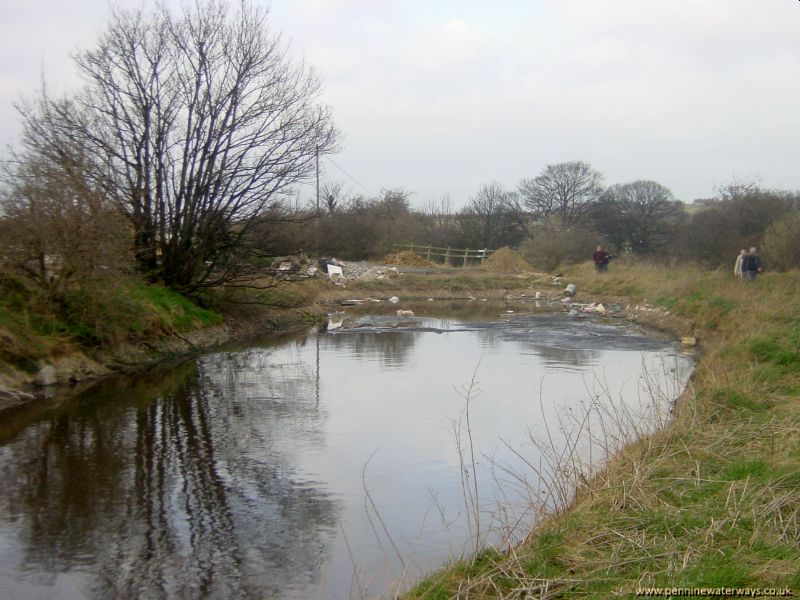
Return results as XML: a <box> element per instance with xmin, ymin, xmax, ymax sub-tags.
<box><xmin>323</xmin><ymin>327</ymin><xmax>418</xmax><ymax>368</ymax></box>
<box><xmin>0</xmin><ymin>355</ymin><xmax>339</xmax><ymax>600</ymax></box>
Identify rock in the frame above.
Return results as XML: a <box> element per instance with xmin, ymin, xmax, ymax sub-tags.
<box><xmin>35</xmin><ymin>365</ymin><xmax>58</xmax><ymax>387</ymax></box>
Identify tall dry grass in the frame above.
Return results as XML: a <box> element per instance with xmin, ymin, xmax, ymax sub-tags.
<box><xmin>405</xmin><ymin>262</ymin><xmax>800</xmax><ymax>598</ymax></box>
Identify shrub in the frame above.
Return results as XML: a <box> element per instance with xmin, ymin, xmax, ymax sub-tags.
<box><xmin>763</xmin><ymin>211</ymin><xmax>800</xmax><ymax>271</ymax></box>
<box><xmin>520</xmin><ymin>223</ymin><xmax>602</xmax><ymax>272</ymax></box>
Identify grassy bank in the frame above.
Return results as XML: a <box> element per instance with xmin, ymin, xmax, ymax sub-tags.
<box><xmin>0</xmin><ymin>262</ymin><xmax>546</xmax><ymax>396</ymax></box>
<box><xmin>0</xmin><ymin>270</ymin><xmax>223</xmax><ymax>390</ymax></box>
<box><xmin>406</xmin><ymin>262</ymin><xmax>800</xmax><ymax>598</ymax></box>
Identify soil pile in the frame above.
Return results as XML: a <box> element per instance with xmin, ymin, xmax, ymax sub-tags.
<box><xmin>381</xmin><ymin>251</ymin><xmax>436</xmax><ymax>267</ymax></box>
<box><xmin>483</xmin><ymin>247</ymin><xmax>533</xmax><ymax>273</ymax></box>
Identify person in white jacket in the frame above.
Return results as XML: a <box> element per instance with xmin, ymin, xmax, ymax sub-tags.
<box><xmin>733</xmin><ymin>249</ymin><xmax>747</xmax><ymax>278</ymax></box>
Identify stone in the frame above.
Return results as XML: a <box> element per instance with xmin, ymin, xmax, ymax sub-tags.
<box><xmin>35</xmin><ymin>364</ymin><xmax>58</xmax><ymax>387</ymax></box>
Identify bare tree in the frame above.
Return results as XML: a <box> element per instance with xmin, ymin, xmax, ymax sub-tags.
<box><xmin>591</xmin><ymin>180</ymin><xmax>683</xmax><ymax>254</ymax></box>
<box><xmin>459</xmin><ymin>182</ymin><xmax>525</xmax><ymax>249</ymax></box>
<box><xmin>296</xmin><ymin>188</ymin><xmax>416</xmax><ymax>259</ymax></box>
<box><xmin>319</xmin><ymin>181</ymin><xmax>347</xmax><ymax>214</ymax></box>
<box><xmin>26</xmin><ymin>0</ymin><xmax>338</xmax><ymax>291</ymax></box>
<box><xmin>420</xmin><ymin>194</ymin><xmax>454</xmax><ymax>227</ymax></box>
<box><xmin>1</xmin><ymin>99</ymin><xmax>131</xmax><ymax>297</ymax></box>
<box><xmin>418</xmin><ymin>194</ymin><xmax>460</xmax><ymax>247</ymax></box>
<box><xmin>518</xmin><ymin>161</ymin><xmax>604</xmax><ymax>226</ymax></box>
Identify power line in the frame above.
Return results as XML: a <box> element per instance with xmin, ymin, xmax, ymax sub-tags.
<box><xmin>323</xmin><ymin>155</ymin><xmax>374</xmax><ymax>197</ymax></box>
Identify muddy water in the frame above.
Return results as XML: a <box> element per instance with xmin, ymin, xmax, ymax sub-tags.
<box><xmin>0</xmin><ymin>312</ymin><xmax>692</xmax><ymax>599</ymax></box>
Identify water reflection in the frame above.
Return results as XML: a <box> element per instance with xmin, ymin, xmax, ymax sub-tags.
<box><xmin>0</xmin><ymin>359</ymin><xmax>339</xmax><ymax>600</ymax></box>
<box><xmin>323</xmin><ymin>328</ymin><xmax>418</xmax><ymax>369</ymax></box>
<box><xmin>0</xmin><ymin>314</ymin><xmax>692</xmax><ymax>600</ymax></box>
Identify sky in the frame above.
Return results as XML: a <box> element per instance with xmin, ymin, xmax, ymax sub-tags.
<box><xmin>1</xmin><ymin>0</ymin><xmax>798</xmax><ymax>207</ymax></box>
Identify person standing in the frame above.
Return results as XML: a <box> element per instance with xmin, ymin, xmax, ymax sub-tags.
<box><xmin>743</xmin><ymin>247</ymin><xmax>762</xmax><ymax>281</ymax></box>
<box><xmin>734</xmin><ymin>249</ymin><xmax>747</xmax><ymax>278</ymax></box>
<box><xmin>593</xmin><ymin>245</ymin><xmax>611</xmax><ymax>272</ymax></box>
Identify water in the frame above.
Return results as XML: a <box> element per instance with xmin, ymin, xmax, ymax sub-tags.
<box><xmin>0</xmin><ymin>312</ymin><xmax>693</xmax><ymax>599</ymax></box>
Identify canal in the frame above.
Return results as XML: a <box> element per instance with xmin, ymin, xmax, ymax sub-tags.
<box><xmin>0</xmin><ymin>309</ymin><xmax>693</xmax><ymax>599</ymax></box>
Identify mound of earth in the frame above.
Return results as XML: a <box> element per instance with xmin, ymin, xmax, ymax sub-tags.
<box><xmin>483</xmin><ymin>247</ymin><xmax>533</xmax><ymax>273</ymax></box>
<box><xmin>381</xmin><ymin>251</ymin><xmax>436</xmax><ymax>267</ymax></box>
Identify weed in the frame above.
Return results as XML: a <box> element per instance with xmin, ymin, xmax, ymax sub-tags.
<box><xmin>710</xmin><ymin>389</ymin><xmax>770</xmax><ymax>412</ymax></box>
<box><xmin>620</xmin><ymin>284</ymin><xmax>642</xmax><ymax>296</ymax></box>
<box><xmin>708</xmin><ymin>296</ymin><xmax>735</xmax><ymax>314</ymax></box>
<box><xmin>407</xmin><ymin>577</ymin><xmax>451</xmax><ymax>600</ymax></box>
<box><xmin>749</xmin><ymin>339</ymin><xmax>794</xmax><ymax>364</ymax></box>
<box><xmin>678</xmin><ymin>551</ymin><xmax>752</xmax><ymax>588</ymax></box>
<box><xmin>520</xmin><ymin>530</ymin><xmax>565</xmax><ymax>577</ymax></box>
<box><xmin>655</xmin><ymin>296</ymin><xmax>677</xmax><ymax>310</ymax></box>
<box><xmin>724</xmin><ymin>460</ymin><xmax>769</xmax><ymax>480</ymax></box>
<box><xmin>791</xmin><ymin>568</ymin><xmax>800</xmax><ymax>589</ymax></box>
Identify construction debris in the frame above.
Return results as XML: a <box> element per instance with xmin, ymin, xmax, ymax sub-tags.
<box><xmin>483</xmin><ymin>247</ymin><xmax>532</xmax><ymax>273</ymax></box>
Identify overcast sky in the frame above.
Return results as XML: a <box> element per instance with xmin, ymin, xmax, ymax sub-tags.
<box><xmin>1</xmin><ymin>0</ymin><xmax>798</xmax><ymax>206</ymax></box>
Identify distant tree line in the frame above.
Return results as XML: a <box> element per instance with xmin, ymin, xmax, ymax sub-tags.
<box><xmin>259</xmin><ymin>162</ymin><xmax>800</xmax><ymax>273</ymax></box>
<box><xmin>2</xmin><ymin>0</ymin><xmax>800</xmax><ymax>314</ymax></box>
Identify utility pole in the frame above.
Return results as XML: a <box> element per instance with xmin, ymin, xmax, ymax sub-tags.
<box><xmin>315</xmin><ymin>145</ymin><xmax>320</xmax><ymax>258</ymax></box>
<box><xmin>315</xmin><ymin>145</ymin><xmax>320</xmax><ymax>215</ymax></box>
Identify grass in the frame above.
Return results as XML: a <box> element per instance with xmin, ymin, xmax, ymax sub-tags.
<box><xmin>130</xmin><ymin>282</ymin><xmax>223</xmax><ymax>331</ymax></box>
<box><xmin>404</xmin><ymin>261</ymin><xmax>800</xmax><ymax>598</ymax></box>
<box><xmin>0</xmin><ymin>270</ymin><xmax>223</xmax><ymax>379</ymax></box>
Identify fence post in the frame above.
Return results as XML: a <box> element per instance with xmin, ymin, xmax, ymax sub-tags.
<box><xmin>462</xmin><ymin>248</ymin><xmax>470</xmax><ymax>267</ymax></box>
<box><xmin>409</xmin><ymin>243</ymin><xmax>415</xmax><ymax>254</ymax></box>
<box><xmin>426</xmin><ymin>244</ymin><xmax>432</xmax><ymax>260</ymax></box>
<box><xmin>444</xmin><ymin>247</ymin><xmax>450</xmax><ymax>265</ymax></box>
<box><xmin>480</xmin><ymin>248</ymin><xmax>488</xmax><ymax>263</ymax></box>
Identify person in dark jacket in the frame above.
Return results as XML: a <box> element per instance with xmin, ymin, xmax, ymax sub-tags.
<box><xmin>592</xmin><ymin>245</ymin><xmax>611</xmax><ymax>272</ymax></box>
<box><xmin>743</xmin><ymin>247</ymin><xmax>762</xmax><ymax>281</ymax></box>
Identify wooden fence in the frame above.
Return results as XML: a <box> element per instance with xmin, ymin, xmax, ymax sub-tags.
<box><xmin>393</xmin><ymin>244</ymin><xmax>494</xmax><ymax>266</ymax></box>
